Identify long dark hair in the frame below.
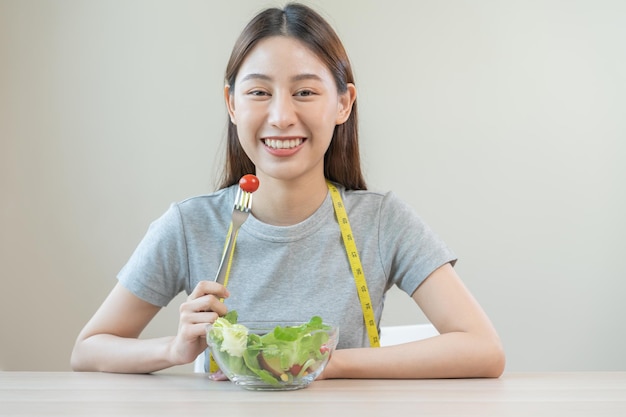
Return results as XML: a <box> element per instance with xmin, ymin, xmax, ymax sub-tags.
<box><xmin>218</xmin><ymin>3</ymin><xmax>366</xmax><ymax>190</ymax></box>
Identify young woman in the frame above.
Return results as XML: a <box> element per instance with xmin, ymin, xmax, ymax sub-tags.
<box><xmin>71</xmin><ymin>3</ymin><xmax>505</xmax><ymax>379</ymax></box>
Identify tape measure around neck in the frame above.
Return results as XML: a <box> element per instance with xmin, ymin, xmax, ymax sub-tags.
<box><xmin>327</xmin><ymin>181</ymin><xmax>380</xmax><ymax>348</ymax></box>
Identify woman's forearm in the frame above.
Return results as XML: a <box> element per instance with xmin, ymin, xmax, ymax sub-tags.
<box><xmin>323</xmin><ymin>332</ymin><xmax>505</xmax><ymax>379</ymax></box>
<box><xmin>71</xmin><ymin>334</ymin><xmax>178</xmax><ymax>374</ymax></box>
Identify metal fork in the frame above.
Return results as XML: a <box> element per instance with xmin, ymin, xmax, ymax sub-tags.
<box><xmin>213</xmin><ymin>186</ymin><xmax>253</xmax><ymax>285</ymax></box>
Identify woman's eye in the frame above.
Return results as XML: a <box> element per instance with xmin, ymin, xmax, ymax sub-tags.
<box><xmin>295</xmin><ymin>90</ymin><xmax>315</xmax><ymax>97</ymax></box>
<box><xmin>249</xmin><ymin>90</ymin><xmax>269</xmax><ymax>97</ymax></box>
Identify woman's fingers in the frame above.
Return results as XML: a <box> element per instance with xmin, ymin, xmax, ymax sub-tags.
<box><xmin>169</xmin><ymin>282</ymin><xmax>232</xmax><ymax>366</ymax></box>
<box><xmin>181</xmin><ymin>294</ymin><xmax>228</xmax><ymax>317</ymax></box>
<box><xmin>181</xmin><ymin>322</ymin><xmax>213</xmax><ymax>344</ymax></box>
<box><xmin>208</xmin><ymin>369</ymin><xmax>229</xmax><ymax>381</ymax></box>
<box><xmin>182</xmin><ymin>280</ymin><xmax>230</xmax><ymax>316</ymax></box>
<box><xmin>171</xmin><ymin>280</ymin><xmax>231</xmax><ymax>364</ymax></box>
<box><xmin>187</xmin><ymin>280</ymin><xmax>230</xmax><ymax>301</ymax></box>
<box><xmin>180</xmin><ymin>310</ymin><xmax>220</xmax><ymax>326</ymax></box>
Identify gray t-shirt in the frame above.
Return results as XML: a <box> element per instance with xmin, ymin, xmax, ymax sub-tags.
<box><xmin>118</xmin><ymin>183</ymin><xmax>456</xmax><ymax>351</ymax></box>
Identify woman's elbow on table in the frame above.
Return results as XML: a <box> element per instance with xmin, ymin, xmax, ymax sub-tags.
<box><xmin>481</xmin><ymin>336</ymin><xmax>506</xmax><ymax>378</ymax></box>
<box><xmin>70</xmin><ymin>341</ymin><xmax>88</xmax><ymax>372</ymax></box>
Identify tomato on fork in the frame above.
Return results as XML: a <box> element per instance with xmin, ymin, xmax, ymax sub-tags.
<box><xmin>239</xmin><ymin>174</ymin><xmax>260</xmax><ymax>193</ymax></box>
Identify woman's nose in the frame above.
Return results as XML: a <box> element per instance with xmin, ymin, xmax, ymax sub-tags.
<box><xmin>267</xmin><ymin>93</ymin><xmax>297</xmax><ymax>129</ymax></box>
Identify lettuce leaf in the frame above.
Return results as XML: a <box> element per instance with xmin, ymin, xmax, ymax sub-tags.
<box><xmin>212</xmin><ymin>311</ymin><xmax>248</xmax><ymax>357</ymax></box>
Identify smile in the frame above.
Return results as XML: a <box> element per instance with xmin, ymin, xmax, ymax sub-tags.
<box><xmin>262</xmin><ymin>138</ymin><xmax>304</xmax><ymax>150</ymax></box>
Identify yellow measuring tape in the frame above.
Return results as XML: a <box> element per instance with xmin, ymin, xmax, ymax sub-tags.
<box><xmin>327</xmin><ymin>181</ymin><xmax>380</xmax><ymax>348</ymax></box>
<box><xmin>209</xmin><ymin>181</ymin><xmax>379</xmax><ymax>372</ymax></box>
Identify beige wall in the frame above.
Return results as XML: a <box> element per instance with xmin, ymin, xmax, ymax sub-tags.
<box><xmin>1</xmin><ymin>0</ymin><xmax>625</xmax><ymax>372</ymax></box>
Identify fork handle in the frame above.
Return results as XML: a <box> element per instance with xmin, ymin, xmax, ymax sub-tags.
<box><xmin>214</xmin><ymin>224</ymin><xmax>238</xmax><ymax>285</ymax></box>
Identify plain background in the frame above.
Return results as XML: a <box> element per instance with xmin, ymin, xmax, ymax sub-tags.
<box><xmin>1</xmin><ymin>0</ymin><xmax>625</xmax><ymax>373</ymax></box>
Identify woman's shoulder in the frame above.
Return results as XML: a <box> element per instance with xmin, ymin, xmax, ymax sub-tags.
<box><xmin>342</xmin><ymin>186</ymin><xmax>428</xmax><ymax>230</ymax></box>
<box><xmin>162</xmin><ymin>187</ymin><xmax>235</xmax><ymax>222</ymax></box>
<box><xmin>342</xmin><ymin>186</ymin><xmax>403</xmax><ymax>209</ymax></box>
<box><xmin>177</xmin><ymin>187</ymin><xmax>232</xmax><ymax>206</ymax></box>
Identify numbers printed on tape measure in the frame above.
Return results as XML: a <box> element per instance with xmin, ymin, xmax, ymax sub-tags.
<box><xmin>327</xmin><ymin>181</ymin><xmax>380</xmax><ymax>348</ymax></box>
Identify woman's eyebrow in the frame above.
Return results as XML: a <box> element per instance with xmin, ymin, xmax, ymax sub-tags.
<box><xmin>291</xmin><ymin>73</ymin><xmax>323</xmax><ymax>82</ymax></box>
<box><xmin>239</xmin><ymin>73</ymin><xmax>323</xmax><ymax>82</ymax></box>
<box><xmin>239</xmin><ymin>73</ymin><xmax>272</xmax><ymax>82</ymax></box>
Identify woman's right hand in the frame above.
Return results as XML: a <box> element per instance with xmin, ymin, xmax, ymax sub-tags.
<box><xmin>168</xmin><ymin>281</ymin><xmax>230</xmax><ymax>366</ymax></box>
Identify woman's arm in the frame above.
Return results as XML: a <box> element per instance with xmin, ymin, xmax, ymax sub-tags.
<box><xmin>70</xmin><ymin>282</ymin><xmax>229</xmax><ymax>373</ymax></box>
<box><xmin>321</xmin><ymin>263</ymin><xmax>505</xmax><ymax>379</ymax></box>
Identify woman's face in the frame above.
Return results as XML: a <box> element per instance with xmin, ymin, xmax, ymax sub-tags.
<box><xmin>225</xmin><ymin>36</ymin><xmax>355</xmax><ymax>185</ymax></box>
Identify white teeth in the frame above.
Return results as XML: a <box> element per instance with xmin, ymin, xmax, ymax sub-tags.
<box><xmin>264</xmin><ymin>138</ymin><xmax>302</xmax><ymax>149</ymax></box>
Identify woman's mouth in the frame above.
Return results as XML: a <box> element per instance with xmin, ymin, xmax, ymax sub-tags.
<box><xmin>262</xmin><ymin>138</ymin><xmax>304</xmax><ymax>150</ymax></box>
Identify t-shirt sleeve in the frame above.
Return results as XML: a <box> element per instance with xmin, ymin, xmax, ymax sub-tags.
<box><xmin>117</xmin><ymin>203</ymin><xmax>189</xmax><ymax>307</ymax></box>
<box><xmin>378</xmin><ymin>192</ymin><xmax>457</xmax><ymax>296</ymax></box>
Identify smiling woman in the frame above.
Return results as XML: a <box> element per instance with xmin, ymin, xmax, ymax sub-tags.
<box><xmin>224</xmin><ymin>35</ymin><xmax>356</xmax><ymax>196</ymax></box>
<box><xmin>220</xmin><ymin>5</ymin><xmax>364</xmax><ymax>193</ymax></box>
<box><xmin>69</xmin><ymin>2</ymin><xmax>505</xmax><ymax>380</ymax></box>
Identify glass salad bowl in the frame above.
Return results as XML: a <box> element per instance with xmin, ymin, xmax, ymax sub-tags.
<box><xmin>206</xmin><ymin>313</ymin><xmax>339</xmax><ymax>391</ymax></box>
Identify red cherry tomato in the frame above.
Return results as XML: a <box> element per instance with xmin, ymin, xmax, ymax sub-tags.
<box><xmin>239</xmin><ymin>174</ymin><xmax>259</xmax><ymax>193</ymax></box>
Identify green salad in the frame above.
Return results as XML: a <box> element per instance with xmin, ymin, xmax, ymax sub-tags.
<box><xmin>208</xmin><ymin>311</ymin><xmax>334</xmax><ymax>385</ymax></box>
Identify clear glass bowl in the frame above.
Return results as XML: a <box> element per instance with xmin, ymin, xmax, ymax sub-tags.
<box><xmin>206</xmin><ymin>321</ymin><xmax>339</xmax><ymax>391</ymax></box>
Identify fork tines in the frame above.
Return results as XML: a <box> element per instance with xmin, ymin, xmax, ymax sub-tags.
<box><xmin>234</xmin><ymin>187</ymin><xmax>253</xmax><ymax>213</ymax></box>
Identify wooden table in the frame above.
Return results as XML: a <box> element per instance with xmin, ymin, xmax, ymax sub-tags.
<box><xmin>1</xmin><ymin>372</ymin><xmax>625</xmax><ymax>417</ymax></box>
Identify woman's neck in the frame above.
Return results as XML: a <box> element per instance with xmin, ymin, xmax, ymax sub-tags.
<box><xmin>250</xmin><ymin>176</ymin><xmax>329</xmax><ymax>226</ymax></box>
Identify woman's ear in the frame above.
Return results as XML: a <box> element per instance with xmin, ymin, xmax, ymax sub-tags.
<box><xmin>224</xmin><ymin>84</ymin><xmax>236</xmax><ymax>125</ymax></box>
<box><xmin>335</xmin><ymin>83</ymin><xmax>357</xmax><ymax>125</ymax></box>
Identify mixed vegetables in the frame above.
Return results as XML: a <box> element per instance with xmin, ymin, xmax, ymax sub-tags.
<box><xmin>207</xmin><ymin>311</ymin><xmax>334</xmax><ymax>385</ymax></box>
